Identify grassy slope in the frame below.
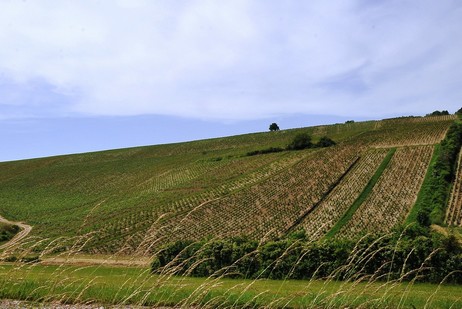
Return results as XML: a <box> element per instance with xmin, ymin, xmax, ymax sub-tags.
<box><xmin>0</xmin><ymin>264</ymin><xmax>461</xmax><ymax>308</ymax></box>
<box><xmin>0</xmin><ymin>116</ymin><xmax>456</xmax><ymax>253</ymax></box>
<box><xmin>324</xmin><ymin>148</ymin><xmax>397</xmax><ymax>238</ymax></box>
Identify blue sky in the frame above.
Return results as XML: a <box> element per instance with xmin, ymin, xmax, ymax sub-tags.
<box><xmin>1</xmin><ymin>1</ymin><xmax>462</xmax><ymax>162</ymax></box>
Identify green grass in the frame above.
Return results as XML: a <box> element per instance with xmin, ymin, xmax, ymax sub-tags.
<box><xmin>0</xmin><ymin>263</ymin><xmax>461</xmax><ymax>308</ymax></box>
<box><xmin>325</xmin><ymin>148</ymin><xmax>397</xmax><ymax>238</ymax></box>
<box><xmin>406</xmin><ymin>144</ymin><xmax>441</xmax><ymax>224</ymax></box>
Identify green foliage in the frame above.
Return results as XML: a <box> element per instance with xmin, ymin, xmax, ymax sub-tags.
<box><xmin>246</xmin><ymin>147</ymin><xmax>284</xmax><ymax>156</ymax></box>
<box><xmin>287</xmin><ymin>133</ymin><xmax>313</xmax><ymax>150</ymax></box>
<box><xmin>413</xmin><ymin>122</ymin><xmax>462</xmax><ymax>226</ymax></box>
<box><xmin>152</xmin><ymin>232</ymin><xmax>462</xmax><ymax>283</ymax></box>
<box><xmin>456</xmin><ymin>107</ymin><xmax>462</xmax><ymax>115</ymax></box>
<box><xmin>153</xmin><ymin>237</ymin><xmax>259</xmax><ymax>278</ymax></box>
<box><xmin>316</xmin><ymin>136</ymin><xmax>336</xmax><ymax>148</ymax></box>
<box><xmin>247</xmin><ymin>136</ymin><xmax>336</xmax><ymax>156</ymax></box>
<box><xmin>269</xmin><ymin>122</ymin><xmax>280</xmax><ymax>131</ymax></box>
<box><xmin>426</xmin><ymin>110</ymin><xmax>450</xmax><ymax>116</ymax></box>
<box><xmin>0</xmin><ymin>223</ymin><xmax>20</xmax><ymax>242</ymax></box>
<box><xmin>19</xmin><ymin>255</ymin><xmax>41</xmax><ymax>264</ymax></box>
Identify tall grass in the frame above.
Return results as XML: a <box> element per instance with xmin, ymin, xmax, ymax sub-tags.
<box><xmin>1</xmin><ymin>226</ymin><xmax>461</xmax><ymax>308</ymax></box>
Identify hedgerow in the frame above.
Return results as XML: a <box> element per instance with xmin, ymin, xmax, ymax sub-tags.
<box><xmin>151</xmin><ymin>230</ymin><xmax>462</xmax><ymax>283</ymax></box>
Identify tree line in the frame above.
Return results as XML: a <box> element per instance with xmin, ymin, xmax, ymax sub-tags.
<box><xmin>247</xmin><ymin>133</ymin><xmax>336</xmax><ymax>156</ymax></box>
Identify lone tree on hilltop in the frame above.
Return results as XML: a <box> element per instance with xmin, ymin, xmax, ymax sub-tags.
<box><xmin>269</xmin><ymin>123</ymin><xmax>280</xmax><ymax>131</ymax></box>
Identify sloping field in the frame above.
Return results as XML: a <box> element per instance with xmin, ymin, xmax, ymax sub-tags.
<box><xmin>446</xmin><ymin>149</ymin><xmax>462</xmax><ymax>226</ymax></box>
<box><xmin>0</xmin><ymin>115</ymin><xmax>456</xmax><ymax>254</ymax></box>
<box><xmin>299</xmin><ymin>148</ymin><xmax>389</xmax><ymax>240</ymax></box>
<box><xmin>339</xmin><ymin>145</ymin><xmax>434</xmax><ymax>237</ymax></box>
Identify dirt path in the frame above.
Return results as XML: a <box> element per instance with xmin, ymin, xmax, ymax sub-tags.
<box><xmin>0</xmin><ymin>214</ymin><xmax>32</xmax><ymax>250</ymax></box>
<box><xmin>41</xmin><ymin>255</ymin><xmax>152</xmax><ymax>267</ymax></box>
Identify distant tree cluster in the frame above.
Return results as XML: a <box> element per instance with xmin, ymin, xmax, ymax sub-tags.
<box><xmin>426</xmin><ymin>110</ymin><xmax>450</xmax><ymax>116</ymax></box>
<box><xmin>247</xmin><ymin>133</ymin><xmax>336</xmax><ymax>156</ymax></box>
<box><xmin>345</xmin><ymin>120</ymin><xmax>355</xmax><ymax>124</ymax></box>
<box><xmin>287</xmin><ymin>133</ymin><xmax>336</xmax><ymax>150</ymax></box>
<box><xmin>456</xmin><ymin>107</ymin><xmax>462</xmax><ymax>115</ymax></box>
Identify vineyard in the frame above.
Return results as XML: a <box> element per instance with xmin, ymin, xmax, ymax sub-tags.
<box><xmin>446</xmin><ymin>150</ymin><xmax>462</xmax><ymax>226</ymax></box>
<box><xmin>338</xmin><ymin>145</ymin><xmax>434</xmax><ymax>237</ymax></box>
<box><xmin>0</xmin><ymin>115</ymin><xmax>458</xmax><ymax>255</ymax></box>
<box><xmin>299</xmin><ymin>148</ymin><xmax>389</xmax><ymax>240</ymax></box>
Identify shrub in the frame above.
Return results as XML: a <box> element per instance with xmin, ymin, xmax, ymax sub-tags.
<box><xmin>316</xmin><ymin>136</ymin><xmax>336</xmax><ymax>148</ymax></box>
<box><xmin>151</xmin><ymin>232</ymin><xmax>462</xmax><ymax>283</ymax></box>
<box><xmin>246</xmin><ymin>147</ymin><xmax>284</xmax><ymax>156</ymax></box>
<box><xmin>0</xmin><ymin>223</ymin><xmax>20</xmax><ymax>242</ymax></box>
<box><xmin>287</xmin><ymin>133</ymin><xmax>313</xmax><ymax>150</ymax></box>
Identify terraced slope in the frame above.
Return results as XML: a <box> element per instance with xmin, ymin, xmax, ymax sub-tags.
<box><xmin>339</xmin><ymin>145</ymin><xmax>434</xmax><ymax>237</ymax></box>
<box><xmin>446</xmin><ymin>150</ymin><xmax>462</xmax><ymax>226</ymax></box>
<box><xmin>299</xmin><ymin>148</ymin><xmax>389</xmax><ymax>240</ymax></box>
<box><xmin>0</xmin><ymin>115</ymin><xmax>456</xmax><ymax>254</ymax></box>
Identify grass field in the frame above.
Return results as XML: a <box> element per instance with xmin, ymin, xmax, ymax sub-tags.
<box><xmin>0</xmin><ymin>263</ymin><xmax>461</xmax><ymax>308</ymax></box>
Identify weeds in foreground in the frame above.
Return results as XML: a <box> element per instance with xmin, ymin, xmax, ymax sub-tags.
<box><xmin>0</xmin><ymin>224</ymin><xmax>461</xmax><ymax>308</ymax></box>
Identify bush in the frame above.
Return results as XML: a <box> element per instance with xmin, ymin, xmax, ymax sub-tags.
<box><xmin>287</xmin><ymin>133</ymin><xmax>313</xmax><ymax>150</ymax></box>
<box><xmin>2</xmin><ymin>256</ymin><xmax>18</xmax><ymax>262</ymax></box>
<box><xmin>19</xmin><ymin>255</ymin><xmax>41</xmax><ymax>264</ymax></box>
<box><xmin>316</xmin><ymin>136</ymin><xmax>336</xmax><ymax>148</ymax></box>
<box><xmin>151</xmin><ymin>232</ymin><xmax>462</xmax><ymax>283</ymax></box>
<box><xmin>0</xmin><ymin>223</ymin><xmax>20</xmax><ymax>242</ymax></box>
<box><xmin>246</xmin><ymin>147</ymin><xmax>284</xmax><ymax>156</ymax></box>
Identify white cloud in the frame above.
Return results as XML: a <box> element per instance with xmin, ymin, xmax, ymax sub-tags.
<box><xmin>0</xmin><ymin>0</ymin><xmax>461</xmax><ymax>121</ymax></box>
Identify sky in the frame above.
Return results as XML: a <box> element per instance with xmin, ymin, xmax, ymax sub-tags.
<box><xmin>1</xmin><ymin>0</ymin><xmax>462</xmax><ymax>162</ymax></box>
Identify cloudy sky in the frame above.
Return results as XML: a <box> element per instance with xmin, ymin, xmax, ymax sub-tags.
<box><xmin>1</xmin><ymin>1</ymin><xmax>461</xmax><ymax>161</ymax></box>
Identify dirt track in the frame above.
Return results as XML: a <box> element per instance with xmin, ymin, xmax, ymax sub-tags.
<box><xmin>41</xmin><ymin>255</ymin><xmax>151</xmax><ymax>267</ymax></box>
<box><xmin>0</xmin><ymin>214</ymin><xmax>32</xmax><ymax>250</ymax></box>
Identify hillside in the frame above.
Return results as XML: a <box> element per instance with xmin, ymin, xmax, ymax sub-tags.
<box><xmin>0</xmin><ymin>115</ymin><xmax>458</xmax><ymax>255</ymax></box>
